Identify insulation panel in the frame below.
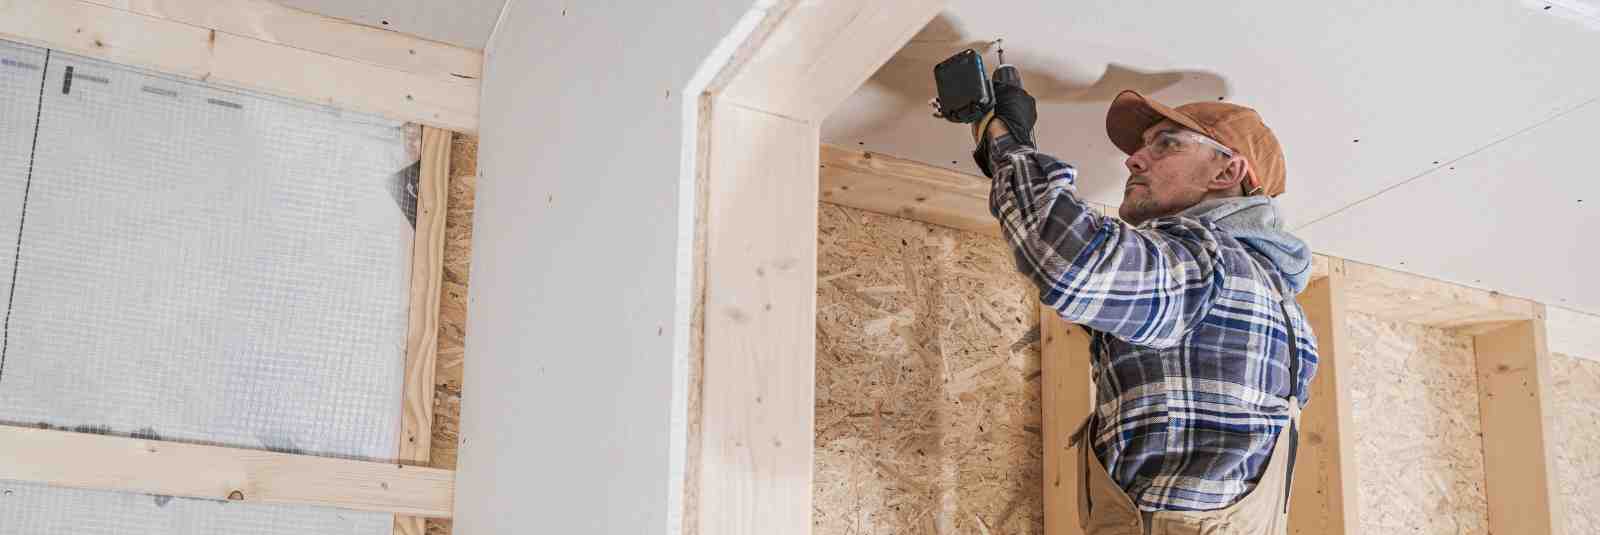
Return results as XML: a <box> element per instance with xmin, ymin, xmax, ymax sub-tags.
<box><xmin>0</xmin><ymin>42</ymin><xmax>414</xmax><ymax>535</ymax></box>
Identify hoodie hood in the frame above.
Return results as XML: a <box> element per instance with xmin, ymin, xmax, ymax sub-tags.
<box><xmin>1178</xmin><ymin>196</ymin><xmax>1313</xmax><ymax>295</ymax></box>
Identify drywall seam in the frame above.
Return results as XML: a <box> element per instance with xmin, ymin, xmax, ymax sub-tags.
<box><xmin>481</xmin><ymin>0</ymin><xmax>515</xmax><ymax>67</ymax></box>
<box><xmin>668</xmin><ymin>3</ymin><xmax>783</xmax><ymax>534</ymax></box>
<box><xmin>1294</xmin><ymin>94</ymin><xmax>1600</xmax><ymax>231</ymax></box>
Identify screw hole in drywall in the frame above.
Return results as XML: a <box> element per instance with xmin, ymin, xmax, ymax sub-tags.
<box><xmin>1352</xmin><ymin>138</ymin><xmax>1359</xmax><ymax>143</ymax></box>
<box><xmin>381</xmin><ymin>20</ymin><xmax>390</xmax><ymax>26</ymax></box>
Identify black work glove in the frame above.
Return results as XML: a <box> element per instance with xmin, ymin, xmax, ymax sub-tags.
<box><xmin>972</xmin><ymin>80</ymin><xmax>1038</xmax><ymax>177</ymax></box>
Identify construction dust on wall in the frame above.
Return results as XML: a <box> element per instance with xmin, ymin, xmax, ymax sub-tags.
<box><xmin>1347</xmin><ymin>312</ymin><xmax>1488</xmax><ymax>534</ymax></box>
<box><xmin>815</xmin><ymin>204</ymin><xmax>1044</xmax><ymax>535</ymax></box>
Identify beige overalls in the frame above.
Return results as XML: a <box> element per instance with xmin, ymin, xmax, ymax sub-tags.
<box><xmin>1071</xmin><ymin>296</ymin><xmax>1304</xmax><ymax>535</ymax></box>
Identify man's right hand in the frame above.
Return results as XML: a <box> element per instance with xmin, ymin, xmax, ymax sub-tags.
<box><xmin>970</xmin><ymin>80</ymin><xmax>1038</xmax><ymax>178</ymax></box>
<box><xmin>987</xmin><ymin>80</ymin><xmax>1037</xmax><ymax>148</ymax></box>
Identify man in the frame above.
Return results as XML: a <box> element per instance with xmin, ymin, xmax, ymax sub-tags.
<box><xmin>942</xmin><ymin>81</ymin><xmax>1318</xmax><ymax>534</ymax></box>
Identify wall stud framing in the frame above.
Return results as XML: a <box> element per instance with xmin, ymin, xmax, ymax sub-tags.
<box><xmin>394</xmin><ymin>126</ymin><xmax>453</xmax><ymax>534</ymax></box>
<box><xmin>1040</xmin><ymin>309</ymin><xmax>1094</xmax><ymax>535</ymax></box>
<box><xmin>687</xmin><ymin>1</ymin><xmax>944</xmax><ymax>533</ymax></box>
<box><xmin>0</xmin><ymin>0</ymin><xmax>481</xmax><ymax>131</ymax></box>
<box><xmin>0</xmin><ymin>425</ymin><xmax>455</xmax><ymax>517</ymax></box>
<box><xmin>1474</xmin><ymin>307</ymin><xmax>1566</xmax><ymax>535</ymax></box>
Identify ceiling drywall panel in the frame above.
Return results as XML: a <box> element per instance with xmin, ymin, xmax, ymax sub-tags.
<box><xmin>274</xmin><ymin>0</ymin><xmax>505</xmax><ymax>49</ymax></box>
<box><xmin>824</xmin><ymin>1</ymin><xmax>1600</xmax><ymax>228</ymax></box>
<box><xmin>825</xmin><ymin>0</ymin><xmax>1600</xmax><ymax>314</ymax></box>
<box><xmin>1298</xmin><ymin>97</ymin><xmax>1599</xmax><ymax>314</ymax></box>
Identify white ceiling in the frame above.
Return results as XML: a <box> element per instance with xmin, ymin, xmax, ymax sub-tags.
<box><xmin>275</xmin><ymin>0</ymin><xmax>507</xmax><ymax>49</ymax></box>
<box><xmin>824</xmin><ymin>0</ymin><xmax>1600</xmax><ymax>315</ymax></box>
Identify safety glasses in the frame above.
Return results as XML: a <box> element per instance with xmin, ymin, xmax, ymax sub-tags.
<box><xmin>1139</xmin><ymin>129</ymin><xmax>1235</xmax><ymax>161</ymax></box>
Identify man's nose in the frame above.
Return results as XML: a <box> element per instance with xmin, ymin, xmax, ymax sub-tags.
<box><xmin>1125</xmin><ymin>153</ymin><xmax>1148</xmax><ymax>174</ymax></box>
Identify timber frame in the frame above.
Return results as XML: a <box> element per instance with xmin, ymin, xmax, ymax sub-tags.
<box><xmin>0</xmin><ymin>0</ymin><xmax>465</xmax><ymax>525</ymax></box>
<box><xmin>688</xmin><ymin>2</ymin><xmax>1583</xmax><ymax>534</ymax></box>
<box><xmin>0</xmin><ymin>0</ymin><xmax>1589</xmax><ymax>533</ymax></box>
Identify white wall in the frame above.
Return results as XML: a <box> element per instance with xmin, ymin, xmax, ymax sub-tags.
<box><xmin>456</xmin><ymin>1</ymin><xmax>757</xmax><ymax>533</ymax></box>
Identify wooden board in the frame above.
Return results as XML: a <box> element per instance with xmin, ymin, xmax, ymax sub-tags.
<box><xmin>0</xmin><ymin>425</ymin><xmax>455</xmax><ymax>517</ymax></box>
<box><xmin>696</xmin><ymin>100</ymin><xmax>819</xmax><ymax>535</ymax></box>
<box><xmin>0</xmin><ymin>0</ymin><xmax>479</xmax><ymax>132</ymax></box>
<box><xmin>690</xmin><ymin>2</ymin><xmax>944</xmax><ymax>533</ymax></box>
<box><xmin>719</xmin><ymin>0</ymin><xmax>945</xmax><ymax>122</ymax></box>
<box><xmin>424</xmin><ymin>132</ymin><xmax>477</xmax><ymax>535</ymax></box>
<box><xmin>1474</xmin><ymin>312</ymin><xmax>1566</xmax><ymax>535</ymax></box>
<box><xmin>396</xmin><ymin>126</ymin><xmax>452</xmax><ymax>535</ymax></box>
<box><xmin>1288</xmin><ymin>259</ymin><xmax>1358</xmax><ymax>535</ymax></box>
<box><xmin>820</xmin><ymin>143</ymin><xmax>998</xmax><ymax>237</ymax></box>
<box><xmin>1040</xmin><ymin>311</ymin><xmax>1093</xmax><ymax>535</ymax></box>
<box><xmin>79</xmin><ymin>0</ymin><xmax>482</xmax><ymax>80</ymax></box>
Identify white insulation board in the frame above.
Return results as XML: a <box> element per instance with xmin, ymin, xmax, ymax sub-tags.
<box><xmin>0</xmin><ymin>41</ymin><xmax>415</xmax><ymax>534</ymax></box>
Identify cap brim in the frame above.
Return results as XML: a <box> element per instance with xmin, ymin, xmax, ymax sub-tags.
<box><xmin>1105</xmin><ymin>90</ymin><xmax>1212</xmax><ymax>155</ymax></box>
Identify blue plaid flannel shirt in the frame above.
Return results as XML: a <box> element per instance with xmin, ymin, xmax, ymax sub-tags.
<box><xmin>985</xmin><ymin>134</ymin><xmax>1318</xmax><ymax>511</ymax></box>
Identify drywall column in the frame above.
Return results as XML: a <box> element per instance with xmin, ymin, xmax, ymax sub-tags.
<box><xmin>1041</xmin><ymin>309</ymin><xmax>1093</xmax><ymax>535</ymax></box>
<box><xmin>456</xmin><ymin>1</ymin><xmax>756</xmax><ymax>534</ymax></box>
<box><xmin>1474</xmin><ymin>307</ymin><xmax>1566</xmax><ymax>535</ymax></box>
<box><xmin>1289</xmin><ymin>262</ymin><xmax>1359</xmax><ymax>535</ymax></box>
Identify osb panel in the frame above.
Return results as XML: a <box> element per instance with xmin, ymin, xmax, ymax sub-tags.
<box><xmin>426</xmin><ymin>133</ymin><xmax>477</xmax><ymax>535</ymax></box>
<box><xmin>1347</xmin><ymin>312</ymin><xmax>1487</xmax><ymax>534</ymax></box>
<box><xmin>1551</xmin><ymin>352</ymin><xmax>1600</xmax><ymax>533</ymax></box>
<box><xmin>814</xmin><ymin>204</ymin><xmax>1043</xmax><ymax>535</ymax></box>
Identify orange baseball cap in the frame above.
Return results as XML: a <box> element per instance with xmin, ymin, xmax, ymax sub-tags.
<box><xmin>1105</xmin><ymin>90</ymin><xmax>1286</xmax><ymax>197</ymax></box>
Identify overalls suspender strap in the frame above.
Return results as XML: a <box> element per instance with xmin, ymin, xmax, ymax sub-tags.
<box><xmin>1275</xmin><ymin>298</ymin><xmax>1301</xmax><ymax>513</ymax></box>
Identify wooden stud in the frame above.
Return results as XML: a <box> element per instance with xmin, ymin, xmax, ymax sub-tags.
<box><xmin>718</xmin><ymin>2</ymin><xmax>945</xmax><ymax>122</ymax></box>
<box><xmin>395</xmin><ymin>126</ymin><xmax>452</xmax><ymax>535</ymax></box>
<box><xmin>688</xmin><ymin>2</ymin><xmax>943</xmax><ymax>533</ymax></box>
<box><xmin>78</xmin><ymin>0</ymin><xmax>482</xmax><ymax>80</ymax></box>
<box><xmin>0</xmin><ymin>425</ymin><xmax>455</xmax><ymax>517</ymax></box>
<box><xmin>1289</xmin><ymin>258</ymin><xmax>1358</xmax><ymax>535</ymax></box>
<box><xmin>1474</xmin><ymin>307</ymin><xmax>1566</xmax><ymax>535</ymax></box>
<box><xmin>819</xmin><ymin>143</ymin><xmax>998</xmax><ymax>237</ymax></box>
<box><xmin>1040</xmin><ymin>308</ymin><xmax>1094</xmax><ymax>535</ymax></box>
<box><xmin>0</xmin><ymin>0</ymin><xmax>479</xmax><ymax>132</ymax></box>
<box><xmin>696</xmin><ymin>99</ymin><xmax>819</xmax><ymax>535</ymax></box>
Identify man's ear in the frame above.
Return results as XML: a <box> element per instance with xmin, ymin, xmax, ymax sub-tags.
<box><xmin>1210</xmin><ymin>156</ymin><xmax>1249</xmax><ymax>192</ymax></box>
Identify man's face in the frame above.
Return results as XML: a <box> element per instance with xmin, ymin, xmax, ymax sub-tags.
<box><xmin>1117</xmin><ymin>120</ymin><xmax>1234</xmax><ymax>226</ymax></box>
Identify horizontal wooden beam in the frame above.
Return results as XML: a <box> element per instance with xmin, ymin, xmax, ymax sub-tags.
<box><xmin>819</xmin><ymin>143</ymin><xmax>1543</xmax><ymax>333</ymax></box>
<box><xmin>79</xmin><ymin>0</ymin><xmax>481</xmax><ymax>80</ymax></box>
<box><xmin>0</xmin><ymin>425</ymin><xmax>455</xmax><ymax>518</ymax></box>
<box><xmin>0</xmin><ymin>0</ymin><xmax>479</xmax><ymax>132</ymax></box>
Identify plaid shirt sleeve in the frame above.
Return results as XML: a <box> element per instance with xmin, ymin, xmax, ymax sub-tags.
<box><xmin>985</xmin><ymin>134</ymin><xmax>1226</xmax><ymax>349</ymax></box>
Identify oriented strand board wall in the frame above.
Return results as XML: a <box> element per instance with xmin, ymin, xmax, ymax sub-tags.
<box><xmin>814</xmin><ymin>204</ymin><xmax>1043</xmax><ymax>535</ymax></box>
<box><xmin>1347</xmin><ymin>312</ymin><xmax>1488</xmax><ymax>534</ymax></box>
<box><xmin>1551</xmin><ymin>353</ymin><xmax>1600</xmax><ymax>533</ymax></box>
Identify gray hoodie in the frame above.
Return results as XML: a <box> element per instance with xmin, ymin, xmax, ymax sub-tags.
<box><xmin>1178</xmin><ymin>195</ymin><xmax>1314</xmax><ymax>295</ymax></box>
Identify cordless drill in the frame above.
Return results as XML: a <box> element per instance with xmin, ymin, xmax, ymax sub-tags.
<box><xmin>933</xmin><ymin>41</ymin><xmax>1023</xmax><ymax>125</ymax></box>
